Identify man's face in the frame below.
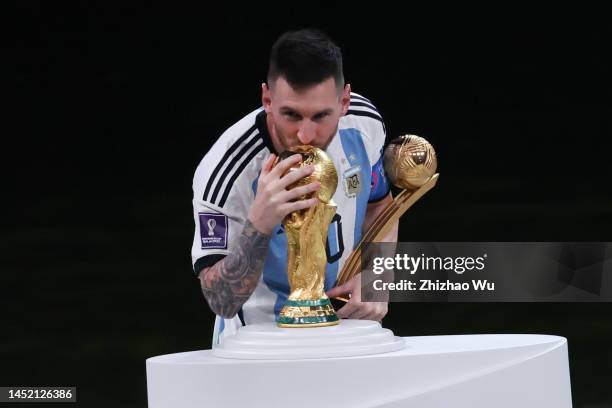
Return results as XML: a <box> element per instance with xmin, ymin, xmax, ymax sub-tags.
<box><xmin>262</xmin><ymin>76</ymin><xmax>351</xmax><ymax>152</ymax></box>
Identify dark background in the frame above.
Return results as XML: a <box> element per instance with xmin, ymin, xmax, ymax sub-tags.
<box><xmin>5</xmin><ymin>3</ymin><xmax>612</xmax><ymax>407</ymax></box>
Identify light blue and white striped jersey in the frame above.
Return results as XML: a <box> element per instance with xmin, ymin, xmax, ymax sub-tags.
<box><xmin>192</xmin><ymin>93</ymin><xmax>390</xmax><ymax>344</ymax></box>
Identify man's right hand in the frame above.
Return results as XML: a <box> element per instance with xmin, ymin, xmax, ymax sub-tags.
<box><xmin>247</xmin><ymin>153</ymin><xmax>321</xmax><ymax>235</ymax></box>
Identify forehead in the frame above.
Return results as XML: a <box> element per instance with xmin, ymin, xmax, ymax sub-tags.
<box><xmin>270</xmin><ymin>77</ymin><xmax>340</xmax><ymax>111</ymax></box>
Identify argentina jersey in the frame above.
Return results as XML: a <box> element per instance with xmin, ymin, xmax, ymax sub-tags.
<box><xmin>192</xmin><ymin>92</ymin><xmax>390</xmax><ymax>344</ymax></box>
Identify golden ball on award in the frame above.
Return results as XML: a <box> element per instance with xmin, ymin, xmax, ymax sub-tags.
<box><xmin>384</xmin><ymin>135</ymin><xmax>437</xmax><ymax>190</ymax></box>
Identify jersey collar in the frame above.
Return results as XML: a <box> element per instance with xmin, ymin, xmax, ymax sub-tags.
<box><xmin>256</xmin><ymin>109</ymin><xmax>278</xmax><ymax>155</ymax></box>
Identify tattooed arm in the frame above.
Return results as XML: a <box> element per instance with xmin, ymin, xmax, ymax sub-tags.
<box><xmin>198</xmin><ymin>220</ymin><xmax>271</xmax><ymax>318</ymax></box>
<box><xmin>198</xmin><ymin>153</ymin><xmax>320</xmax><ymax>318</ymax></box>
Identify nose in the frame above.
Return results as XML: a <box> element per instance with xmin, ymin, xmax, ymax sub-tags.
<box><xmin>296</xmin><ymin>120</ymin><xmax>316</xmax><ymax>145</ymax></box>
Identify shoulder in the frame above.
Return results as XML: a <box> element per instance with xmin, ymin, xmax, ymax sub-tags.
<box><xmin>339</xmin><ymin>92</ymin><xmax>386</xmax><ymax>163</ymax></box>
<box><xmin>201</xmin><ymin>108</ymin><xmax>264</xmax><ymax>164</ymax></box>
<box><xmin>193</xmin><ymin>108</ymin><xmax>272</xmax><ymax>207</ymax></box>
<box><xmin>342</xmin><ymin>92</ymin><xmax>386</xmax><ymax>133</ymax></box>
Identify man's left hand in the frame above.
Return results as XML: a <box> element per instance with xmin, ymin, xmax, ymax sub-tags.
<box><xmin>325</xmin><ymin>274</ymin><xmax>388</xmax><ymax>321</ymax></box>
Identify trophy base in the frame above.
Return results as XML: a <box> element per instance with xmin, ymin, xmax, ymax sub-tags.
<box><xmin>277</xmin><ymin>298</ymin><xmax>339</xmax><ymax>327</ymax></box>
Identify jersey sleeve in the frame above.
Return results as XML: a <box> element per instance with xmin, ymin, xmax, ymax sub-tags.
<box><xmin>191</xmin><ymin>121</ymin><xmax>266</xmax><ymax>275</ymax></box>
<box><xmin>348</xmin><ymin>92</ymin><xmax>386</xmax><ymax>165</ymax></box>
<box><xmin>192</xmin><ymin>201</ymin><xmax>234</xmax><ymax>275</ymax></box>
<box><xmin>369</xmin><ymin>147</ymin><xmax>391</xmax><ymax>202</ymax></box>
<box><xmin>191</xmin><ymin>154</ymin><xmax>249</xmax><ymax>275</ymax></box>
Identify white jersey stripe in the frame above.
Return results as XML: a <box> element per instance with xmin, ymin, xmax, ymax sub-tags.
<box><xmin>213</xmin><ymin>136</ymin><xmax>263</xmax><ymax>206</ymax></box>
<box><xmin>203</xmin><ymin>124</ymin><xmax>259</xmax><ymax>202</ymax></box>
<box><xmin>218</xmin><ymin>140</ymin><xmax>267</xmax><ymax>207</ymax></box>
<box><xmin>345</xmin><ymin>109</ymin><xmax>385</xmax><ymax>129</ymax></box>
<box><xmin>349</xmin><ymin>93</ymin><xmax>373</xmax><ymax>104</ymax></box>
<box><xmin>348</xmin><ymin>104</ymin><xmax>382</xmax><ymax>118</ymax></box>
<box><xmin>209</xmin><ymin>131</ymin><xmax>261</xmax><ymax>205</ymax></box>
<box><xmin>350</xmin><ymin>100</ymin><xmax>379</xmax><ymax>113</ymax></box>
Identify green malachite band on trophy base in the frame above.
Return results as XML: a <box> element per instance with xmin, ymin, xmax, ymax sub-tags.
<box><xmin>277</xmin><ymin>314</ymin><xmax>340</xmax><ymax>325</ymax></box>
<box><xmin>282</xmin><ymin>299</ymin><xmax>333</xmax><ymax>307</ymax></box>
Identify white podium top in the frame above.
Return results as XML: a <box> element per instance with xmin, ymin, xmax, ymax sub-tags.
<box><xmin>149</xmin><ymin>332</ymin><xmax>565</xmax><ymax>364</ymax></box>
<box><xmin>147</xmin><ymin>328</ymin><xmax>572</xmax><ymax>408</ymax></box>
<box><xmin>212</xmin><ymin>320</ymin><xmax>406</xmax><ymax>359</ymax></box>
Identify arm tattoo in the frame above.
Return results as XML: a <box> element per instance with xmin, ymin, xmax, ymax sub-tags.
<box><xmin>199</xmin><ymin>220</ymin><xmax>271</xmax><ymax>318</ymax></box>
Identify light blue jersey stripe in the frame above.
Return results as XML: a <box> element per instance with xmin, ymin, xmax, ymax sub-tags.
<box><xmin>339</xmin><ymin>129</ymin><xmax>372</xmax><ymax>249</ymax></box>
<box><xmin>264</xmin><ymin>229</ymin><xmax>290</xmax><ymax>318</ymax></box>
<box><xmin>252</xmin><ymin>174</ymin><xmax>289</xmax><ymax>318</ymax></box>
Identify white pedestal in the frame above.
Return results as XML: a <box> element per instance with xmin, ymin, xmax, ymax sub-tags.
<box><xmin>146</xmin><ymin>322</ymin><xmax>572</xmax><ymax>408</ymax></box>
<box><xmin>213</xmin><ymin>320</ymin><xmax>405</xmax><ymax>360</ymax></box>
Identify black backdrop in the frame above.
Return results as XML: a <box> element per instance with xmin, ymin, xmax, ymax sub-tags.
<box><xmin>6</xmin><ymin>3</ymin><xmax>612</xmax><ymax>407</ymax></box>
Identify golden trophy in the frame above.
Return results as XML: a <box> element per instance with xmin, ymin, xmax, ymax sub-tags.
<box><xmin>336</xmin><ymin>135</ymin><xmax>439</xmax><ymax>286</ymax></box>
<box><xmin>276</xmin><ymin>145</ymin><xmax>340</xmax><ymax>327</ymax></box>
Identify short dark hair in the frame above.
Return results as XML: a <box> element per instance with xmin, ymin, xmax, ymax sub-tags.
<box><xmin>267</xmin><ymin>29</ymin><xmax>344</xmax><ymax>91</ymax></box>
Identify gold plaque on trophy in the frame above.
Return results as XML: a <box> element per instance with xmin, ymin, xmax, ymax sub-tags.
<box><xmin>276</xmin><ymin>145</ymin><xmax>340</xmax><ymax>327</ymax></box>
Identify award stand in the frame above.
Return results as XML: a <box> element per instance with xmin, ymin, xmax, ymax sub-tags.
<box><xmin>149</xmin><ymin>141</ymin><xmax>571</xmax><ymax>406</ymax></box>
<box><xmin>146</xmin><ymin>323</ymin><xmax>572</xmax><ymax>407</ymax></box>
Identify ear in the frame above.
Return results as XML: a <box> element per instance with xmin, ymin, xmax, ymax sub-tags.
<box><xmin>262</xmin><ymin>82</ymin><xmax>272</xmax><ymax>113</ymax></box>
<box><xmin>340</xmin><ymin>83</ymin><xmax>351</xmax><ymax>116</ymax></box>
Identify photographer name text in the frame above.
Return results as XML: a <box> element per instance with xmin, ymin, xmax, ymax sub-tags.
<box><xmin>373</xmin><ymin>279</ymin><xmax>495</xmax><ymax>292</ymax></box>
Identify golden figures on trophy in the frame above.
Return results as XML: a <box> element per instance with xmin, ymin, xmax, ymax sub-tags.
<box><xmin>276</xmin><ymin>146</ymin><xmax>340</xmax><ymax>327</ymax></box>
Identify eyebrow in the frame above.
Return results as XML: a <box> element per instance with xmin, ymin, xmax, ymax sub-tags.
<box><xmin>279</xmin><ymin>107</ymin><xmax>333</xmax><ymax>116</ymax></box>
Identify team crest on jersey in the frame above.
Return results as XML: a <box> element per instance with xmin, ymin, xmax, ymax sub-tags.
<box><xmin>199</xmin><ymin>213</ymin><xmax>228</xmax><ymax>249</ymax></box>
<box><xmin>342</xmin><ymin>165</ymin><xmax>363</xmax><ymax>198</ymax></box>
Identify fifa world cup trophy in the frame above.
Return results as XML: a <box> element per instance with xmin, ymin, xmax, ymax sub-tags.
<box><xmin>276</xmin><ymin>146</ymin><xmax>340</xmax><ymax>327</ymax></box>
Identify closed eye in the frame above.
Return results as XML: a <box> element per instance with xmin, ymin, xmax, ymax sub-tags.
<box><xmin>313</xmin><ymin>112</ymin><xmax>330</xmax><ymax>121</ymax></box>
<box><xmin>283</xmin><ymin>111</ymin><xmax>302</xmax><ymax>120</ymax></box>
